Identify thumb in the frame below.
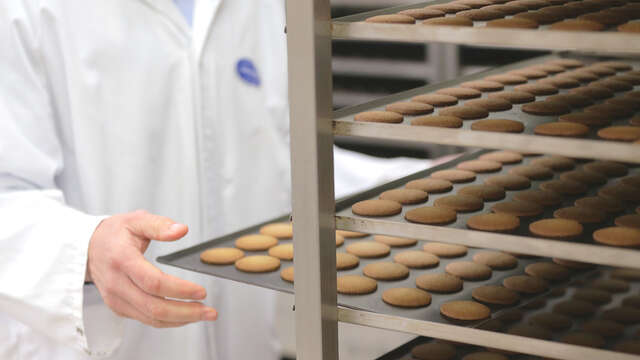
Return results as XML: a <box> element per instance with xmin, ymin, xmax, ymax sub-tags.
<box><xmin>126</xmin><ymin>210</ymin><xmax>189</xmax><ymax>241</ymax></box>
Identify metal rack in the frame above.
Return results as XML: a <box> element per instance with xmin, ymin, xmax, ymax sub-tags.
<box><xmin>286</xmin><ymin>1</ymin><xmax>640</xmax><ymax>360</ymax></box>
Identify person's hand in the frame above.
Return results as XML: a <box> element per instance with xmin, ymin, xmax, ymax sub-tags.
<box><xmin>87</xmin><ymin>210</ymin><xmax>217</xmax><ymax>328</ymax></box>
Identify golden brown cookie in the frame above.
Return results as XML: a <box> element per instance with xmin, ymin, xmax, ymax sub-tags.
<box><xmin>547</xmin><ymin>93</ymin><xmax>594</xmax><ymax>108</ymax></box>
<box><xmin>465</xmin><ymin>98</ymin><xmax>513</xmax><ymax>112</ymax></box>
<box><xmin>446</xmin><ymin>261</ymin><xmax>492</xmax><ymax>280</ymax></box>
<box><xmin>511</xmin><ymin>0</ymin><xmax>551</xmax><ymax>9</ymax></box>
<box><xmin>585</xmin><ymin>103</ymin><xmax>634</xmax><ymax>119</ymax></box>
<box><xmin>473</xmin><ymin>285</ymin><xmax>520</xmax><ymax>305</ymax></box>
<box><xmin>581</xmin><ymin>320</ymin><xmax>624</xmax><ymax>338</ymax></box>
<box><xmin>365</xmin><ymin>14</ymin><xmax>416</xmax><ymax>24</ymax></box>
<box><xmin>549</xmin><ymin>19</ymin><xmax>605</xmax><ymax>30</ymax></box>
<box><xmin>393</xmin><ymin>250</ymin><xmax>440</xmax><ymax>268</ymax></box>
<box><xmin>268</xmin><ymin>243</ymin><xmax>294</xmax><ymax>260</ymax></box>
<box><xmin>336</xmin><ymin>252</ymin><xmax>360</xmax><ymax>270</ymax></box>
<box><xmin>432</xmin><ymin>169</ymin><xmax>477</xmax><ymax>183</ymax></box>
<box><xmin>382</xmin><ymin>287</ymin><xmax>432</xmax><ymax>308</ymax></box>
<box><xmin>458</xmin><ymin>184</ymin><xmax>506</xmax><ymax>201</ymax></box>
<box><xmin>416</xmin><ymin>273</ymin><xmax>464</xmax><ymax>293</ymax></box>
<box><xmin>398</xmin><ymin>8</ymin><xmax>446</xmax><ymax>20</ymax></box>
<box><xmin>434</xmin><ymin>194</ymin><xmax>484</xmax><ymax>213</ymax></box>
<box><xmin>386</xmin><ymin>101</ymin><xmax>434</xmax><ymax>115</ymax></box>
<box><xmin>514</xmin><ymin>83</ymin><xmax>559</xmax><ymax>96</ymax></box>
<box><xmin>412</xmin><ymin>93</ymin><xmax>459</xmax><ymax>107</ymax></box>
<box><xmin>337</xmin><ymin>275</ymin><xmax>377</xmax><ymax>295</ymax></box>
<box><xmin>540</xmin><ymin>179</ymin><xmax>587</xmax><ymax>195</ymax></box>
<box><xmin>456</xmin><ymin>0</ymin><xmax>493</xmax><ymax>8</ymax></box>
<box><xmin>525</xmin><ymin>262</ymin><xmax>570</xmax><ymax>281</ymax></box>
<box><xmin>473</xmin><ymin>251</ymin><xmax>518</xmax><ymax>269</ymax></box>
<box><xmin>487</xmin><ymin>90</ymin><xmax>536</xmax><ymax>104</ymax></box>
<box><xmin>484</xmin><ymin>74</ymin><xmax>528</xmax><ymax>85</ymax></box>
<box><xmin>523</xmin><ymin>101</ymin><xmax>571</xmax><ymax>116</ymax></box>
<box><xmin>457</xmin><ymin>160</ymin><xmax>503</xmax><ymax>173</ymax></box>
<box><xmin>534</xmin><ymin>122</ymin><xmax>590</xmax><ymax>137</ymax></box>
<box><xmin>235</xmin><ymin>234</ymin><xmax>279</xmax><ymax>251</ymax></box>
<box><xmin>467</xmin><ymin>213</ymin><xmax>520</xmax><ymax>232</ymax></box>
<box><xmin>606</xmin><ymin>96</ymin><xmax>640</xmax><ymax>111</ymax></box>
<box><xmin>346</xmin><ymin>241</ymin><xmax>391</xmax><ymax>258</ymax></box>
<box><xmin>573</xmin><ymin>288</ymin><xmax>612</xmax><ymax>305</ymax></box>
<box><xmin>406</xmin><ymin>178</ymin><xmax>453</xmax><ymax>193</ymax></box>
<box><xmin>591</xmin><ymin>278</ymin><xmax>630</xmax><ymax>293</ymax></box>
<box><xmin>374</xmin><ymin>235</ymin><xmax>417</xmax><ymax>247</ymax></box>
<box><xmin>599</xmin><ymin>184</ymin><xmax>640</xmax><ymax>202</ymax></box>
<box><xmin>354</xmin><ymin>111</ymin><xmax>403</xmax><ymax>123</ymax></box>
<box><xmin>509</xmin><ymin>165</ymin><xmax>554</xmax><ymax>180</ymax></box>
<box><xmin>529</xmin><ymin>218</ymin><xmax>583</xmax><ymax>239</ymax></box>
<box><xmin>593</xmin><ymin>226</ymin><xmax>640</xmax><ymax>247</ymax></box>
<box><xmin>441</xmin><ymin>300</ymin><xmax>491</xmax><ymax>321</ymax></box>
<box><xmin>423</xmin><ymin>16</ymin><xmax>475</xmax><ymax>26</ymax></box>
<box><xmin>553</xmin><ymin>299</ymin><xmax>596</xmax><ymax>317</ymax></box>
<box><xmin>363</xmin><ymin>262</ymin><xmax>410</xmax><ymax>281</ymax></box>
<box><xmin>514</xmin><ymin>10</ymin><xmax>563</xmax><ymax>24</ymax></box>
<box><xmin>554</xmin><ymin>206</ymin><xmax>607</xmax><ymax>224</ymax></box>
<box><xmin>529</xmin><ymin>312</ymin><xmax>573</xmax><ymax>331</ymax></box>
<box><xmin>336</xmin><ymin>230</ymin><xmax>368</xmax><ymax>238</ymax></box>
<box><xmin>559</xmin><ymin>170</ymin><xmax>607</xmax><ymax>185</ymax></box>
<box><xmin>436</xmin><ymin>87</ymin><xmax>482</xmax><ymax>99</ymax></box>
<box><xmin>569</xmin><ymin>85</ymin><xmax>614</xmax><ymax>100</ymax></box>
<box><xmin>561</xmin><ymin>332</ymin><xmax>605</xmax><ymax>348</ymax></box>
<box><xmin>479</xmin><ymin>150</ymin><xmax>523</xmax><ymax>164</ymax></box>
<box><xmin>380</xmin><ymin>188</ymin><xmax>429</xmax><ymax>205</ymax></box>
<box><xmin>583</xmin><ymin>64</ymin><xmax>617</xmax><ymax>76</ymax></box>
<box><xmin>457</xmin><ymin>8</ymin><xmax>506</xmax><ymax>20</ymax></box>
<box><xmin>438</xmin><ymin>105</ymin><xmax>490</xmax><ymax>120</ymax></box>
<box><xmin>460</xmin><ymin>80</ymin><xmax>505</xmax><ymax>92</ymax></box>
<box><xmin>575</xmin><ymin>196</ymin><xmax>625</xmax><ymax>214</ymax></box>
<box><xmin>411</xmin><ymin>115</ymin><xmax>463</xmax><ymax>128</ymax></box>
<box><xmin>280</xmin><ymin>266</ymin><xmax>294</xmax><ymax>283</ymax></box>
<box><xmin>200</xmin><ymin>247</ymin><xmax>245</xmax><ymax>265</ymax></box>
<box><xmin>484</xmin><ymin>174</ymin><xmax>531</xmax><ymax>190</ymax></box>
<box><xmin>491</xmin><ymin>200</ymin><xmax>544</xmax><ymax>217</ymax></box>
<box><xmin>602</xmin><ymin>306</ymin><xmax>640</xmax><ymax>324</ymax></box>
<box><xmin>503</xmin><ymin>275</ymin><xmax>549</xmax><ymax>294</ymax></box>
<box><xmin>235</xmin><ymin>255</ymin><xmax>281</xmax><ymax>273</ymax></box>
<box><xmin>406</xmin><ymin>206</ymin><xmax>458</xmax><ymax>225</ymax></box>
<box><xmin>335</xmin><ymin>234</ymin><xmax>345</xmax><ymax>247</ymax></box>
<box><xmin>470</xmin><ymin>119</ymin><xmax>525</xmax><ymax>133</ymax></box>
<box><xmin>352</xmin><ymin>199</ymin><xmax>403</xmax><ymax>217</ymax></box>
<box><xmin>411</xmin><ymin>342</ymin><xmax>457</xmax><ymax>360</ymax></box>
<box><xmin>424</xmin><ymin>242</ymin><xmax>468</xmax><ymax>257</ymax></box>
<box><xmin>598</xmin><ymin>126</ymin><xmax>640</xmax><ymax>142</ymax></box>
<box><xmin>513</xmin><ymin>190</ymin><xmax>563</xmax><ymax>207</ymax></box>
<box><xmin>259</xmin><ymin>222</ymin><xmax>293</xmax><ymax>239</ymax></box>
<box><xmin>615</xmin><ymin>214</ymin><xmax>640</xmax><ymax>229</ymax></box>
<box><xmin>584</xmin><ymin>161</ymin><xmax>628</xmax><ymax>177</ymax></box>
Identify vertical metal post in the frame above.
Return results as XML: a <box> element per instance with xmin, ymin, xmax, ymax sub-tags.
<box><xmin>286</xmin><ymin>0</ymin><xmax>338</xmax><ymax>359</ymax></box>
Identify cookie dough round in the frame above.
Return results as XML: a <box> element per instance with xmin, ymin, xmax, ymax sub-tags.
<box><xmin>466</xmin><ymin>213</ymin><xmax>520</xmax><ymax>232</ymax></box>
<box><xmin>363</xmin><ymin>262</ymin><xmax>410</xmax><ymax>281</ymax></box>
<box><xmin>235</xmin><ymin>234</ymin><xmax>279</xmax><ymax>251</ymax></box>
<box><xmin>440</xmin><ymin>300</ymin><xmax>491</xmax><ymax>321</ymax></box>
<box><xmin>352</xmin><ymin>199</ymin><xmax>403</xmax><ymax>217</ymax></box>
<box><xmin>346</xmin><ymin>241</ymin><xmax>391</xmax><ymax>258</ymax></box>
<box><xmin>337</xmin><ymin>275</ymin><xmax>378</xmax><ymax>295</ymax></box>
<box><xmin>394</xmin><ymin>250</ymin><xmax>440</xmax><ymax>268</ymax></box>
<box><xmin>200</xmin><ymin>247</ymin><xmax>245</xmax><ymax>265</ymax></box>
<box><xmin>473</xmin><ymin>251</ymin><xmax>518</xmax><ymax>269</ymax></box>
<box><xmin>423</xmin><ymin>242</ymin><xmax>468</xmax><ymax>257</ymax></box>
<box><xmin>235</xmin><ymin>255</ymin><xmax>281</xmax><ymax>273</ymax></box>
<box><xmin>416</xmin><ymin>273</ymin><xmax>464</xmax><ymax>293</ymax></box>
<box><xmin>405</xmin><ymin>206</ymin><xmax>458</xmax><ymax>225</ymax></box>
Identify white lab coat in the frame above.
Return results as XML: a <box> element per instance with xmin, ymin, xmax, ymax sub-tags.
<box><xmin>0</xmin><ymin>0</ymin><xmax>290</xmax><ymax>359</ymax></box>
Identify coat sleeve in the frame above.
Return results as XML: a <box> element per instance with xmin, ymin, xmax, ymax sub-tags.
<box><xmin>0</xmin><ymin>3</ymin><xmax>121</xmax><ymax>357</ymax></box>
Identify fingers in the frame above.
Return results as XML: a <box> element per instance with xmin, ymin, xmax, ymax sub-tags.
<box><xmin>125</xmin><ymin>255</ymin><xmax>207</xmax><ymax>300</ymax></box>
<box><xmin>119</xmin><ymin>275</ymin><xmax>218</xmax><ymax>323</ymax></box>
<box><xmin>105</xmin><ymin>293</ymin><xmax>192</xmax><ymax>328</ymax></box>
<box><xmin>126</xmin><ymin>210</ymin><xmax>189</xmax><ymax>241</ymax></box>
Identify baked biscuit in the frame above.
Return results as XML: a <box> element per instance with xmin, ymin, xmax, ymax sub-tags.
<box><xmin>466</xmin><ymin>213</ymin><xmax>520</xmax><ymax>232</ymax></box>
<box><xmin>412</xmin><ymin>93</ymin><xmax>459</xmax><ymax>106</ymax></box>
<box><xmin>354</xmin><ymin>111</ymin><xmax>403</xmax><ymax>123</ymax></box>
<box><xmin>260</xmin><ymin>222</ymin><xmax>293</xmax><ymax>239</ymax></box>
<box><xmin>487</xmin><ymin>90</ymin><xmax>536</xmax><ymax>104</ymax></box>
<box><xmin>513</xmin><ymin>190</ymin><xmax>563</xmax><ymax>207</ymax></box>
<box><xmin>382</xmin><ymin>288</ymin><xmax>432</xmax><ymax>308</ymax></box>
<box><xmin>346</xmin><ymin>241</ymin><xmax>391</xmax><ymax>258</ymax></box>
<box><xmin>416</xmin><ymin>273</ymin><xmax>464</xmax><ymax>293</ymax></box>
<box><xmin>406</xmin><ymin>206</ymin><xmax>458</xmax><ymax>225</ymax></box>
<box><xmin>406</xmin><ymin>178</ymin><xmax>453</xmax><ymax>193</ymax></box>
<box><xmin>235</xmin><ymin>234</ymin><xmax>278</xmax><ymax>251</ymax></box>
<box><xmin>491</xmin><ymin>201</ymin><xmax>543</xmax><ymax>217</ymax></box>
<box><xmin>470</xmin><ymin>119</ymin><xmax>525</xmax><ymax>133</ymax></box>
<box><xmin>363</xmin><ymin>262</ymin><xmax>410</xmax><ymax>281</ymax></box>
<box><xmin>365</xmin><ymin>14</ymin><xmax>416</xmax><ymax>24</ymax></box>
<box><xmin>352</xmin><ymin>199</ymin><xmax>403</xmax><ymax>217</ymax></box>
<box><xmin>436</xmin><ymin>87</ymin><xmax>482</xmax><ymax>99</ymax></box>
<box><xmin>411</xmin><ymin>115</ymin><xmax>463</xmax><ymax>128</ymax></box>
<box><xmin>473</xmin><ymin>251</ymin><xmax>518</xmax><ymax>269</ymax></box>
<box><xmin>380</xmin><ymin>188</ymin><xmax>428</xmax><ymax>204</ymax></box>
<box><xmin>393</xmin><ymin>250</ymin><xmax>440</xmax><ymax>268</ymax></box>
<box><xmin>386</xmin><ymin>101</ymin><xmax>434</xmax><ymax>115</ymax></box>
<box><xmin>431</xmin><ymin>169</ymin><xmax>477</xmax><ymax>183</ymax></box>
<box><xmin>458</xmin><ymin>184</ymin><xmax>506</xmax><ymax>201</ymax></box>
<box><xmin>337</xmin><ymin>275</ymin><xmax>377</xmax><ymax>295</ymax></box>
<box><xmin>424</xmin><ymin>242</ymin><xmax>468</xmax><ymax>257</ymax></box>
<box><xmin>374</xmin><ymin>235</ymin><xmax>417</xmax><ymax>247</ymax></box>
<box><xmin>235</xmin><ymin>255</ymin><xmax>281</xmax><ymax>273</ymax></box>
<box><xmin>529</xmin><ymin>218</ymin><xmax>583</xmax><ymax>239</ymax></box>
<box><xmin>440</xmin><ymin>300</ymin><xmax>491</xmax><ymax>321</ymax></box>
<box><xmin>200</xmin><ymin>247</ymin><xmax>245</xmax><ymax>265</ymax></box>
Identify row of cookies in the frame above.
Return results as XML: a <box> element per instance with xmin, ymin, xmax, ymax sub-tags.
<box><xmin>364</xmin><ymin>0</ymin><xmax>640</xmax><ymax>33</ymax></box>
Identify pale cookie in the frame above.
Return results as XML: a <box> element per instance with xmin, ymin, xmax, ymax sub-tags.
<box><xmin>346</xmin><ymin>241</ymin><xmax>391</xmax><ymax>258</ymax></box>
<box><xmin>473</xmin><ymin>251</ymin><xmax>518</xmax><ymax>269</ymax></box>
<box><xmin>235</xmin><ymin>234</ymin><xmax>278</xmax><ymax>251</ymax></box>
<box><xmin>380</xmin><ymin>188</ymin><xmax>428</xmax><ymax>204</ymax></box>
<box><xmin>352</xmin><ymin>199</ymin><xmax>402</xmax><ymax>217</ymax></box>
<box><xmin>259</xmin><ymin>222</ymin><xmax>293</xmax><ymax>238</ymax></box>
<box><xmin>200</xmin><ymin>247</ymin><xmax>245</xmax><ymax>265</ymax></box>
<box><xmin>457</xmin><ymin>159</ymin><xmax>503</xmax><ymax>173</ymax></box>
<box><xmin>478</xmin><ymin>150</ymin><xmax>523</xmax><ymax>164</ymax></box>
<box><xmin>406</xmin><ymin>178</ymin><xmax>453</xmax><ymax>193</ymax></box>
<box><xmin>268</xmin><ymin>243</ymin><xmax>294</xmax><ymax>260</ymax></box>
<box><xmin>363</xmin><ymin>262</ymin><xmax>410</xmax><ymax>281</ymax></box>
<box><xmin>336</xmin><ymin>252</ymin><xmax>360</xmax><ymax>270</ymax></box>
<box><xmin>386</xmin><ymin>101</ymin><xmax>434</xmax><ymax>115</ymax></box>
<box><xmin>382</xmin><ymin>287</ymin><xmax>432</xmax><ymax>308</ymax></box>
<box><xmin>393</xmin><ymin>250</ymin><xmax>440</xmax><ymax>268</ymax></box>
<box><xmin>374</xmin><ymin>235</ymin><xmax>417</xmax><ymax>247</ymax></box>
<box><xmin>431</xmin><ymin>169</ymin><xmax>477</xmax><ymax>183</ymax></box>
<box><xmin>235</xmin><ymin>255</ymin><xmax>281</xmax><ymax>273</ymax></box>
<box><xmin>416</xmin><ymin>273</ymin><xmax>464</xmax><ymax>293</ymax></box>
<box><xmin>423</xmin><ymin>242</ymin><xmax>468</xmax><ymax>257</ymax></box>
<box><xmin>354</xmin><ymin>110</ymin><xmax>403</xmax><ymax>123</ymax></box>
<box><xmin>280</xmin><ymin>266</ymin><xmax>294</xmax><ymax>283</ymax></box>
<box><xmin>337</xmin><ymin>275</ymin><xmax>377</xmax><ymax>295</ymax></box>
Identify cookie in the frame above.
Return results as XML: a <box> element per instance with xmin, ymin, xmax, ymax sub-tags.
<box><xmin>268</xmin><ymin>243</ymin><xmax>294</xmax><ymax>260</ymax></box>
<box><xmin>538</xmin><ymin>76</ymin><xmax>581</xmax><ymax>89</ymax></box>
<box><xmin>446</xmin><ymin>261</ymin><xmax>492</xmax><ymax>281</ymax></box>
<box><xmin>530</xmin><ymin>155</ymin><xmax>575</xmax><ymax>170</ymax></box>
<box><xmin>423</xmin><ymin>242</ymin><xmax>468</xmax><ymax>257</ymax></box>
<box><xmin>606</xmin><ymin>96</ymin><xmax>640</xmax><ymax>111</ymax></box>
<box><xmin>522</xmin><ymin>101</ymin><xmax>571</xmax><ymax>116</ymax></box>
<box><xmin>529</xmin><ymin>312</ymin><xmax>573</xmax><ymax>331</ymax></box>
<box><xmin>336</xmin><ymin>230</ymin><xmax>368</xmax><ymax>238</ymax></box>
<box><xmin>346</xmin><ymin>241</ymin><xmax>391</xmax><ymax>258</ymax></box>
<box><xmin>352</xmin><ymin>199</ymin><xmax>402</xmax><ymax>217</ymax></box>
<box><xmin>585</xmin><ymin>103</ymin><xmax>634</xmax><ymax>119</ymax></box>
<box><xmin>514</xmin><ymin>83</ymin><xmax>559</xmax><ymax>96</ymax></box>
<box><xmin>513</xmin><ymin>190</ymin><xmax>563</xmax><ymax>207</ymax></box>
<box><xmin>393</xmin><ymin>250</ymin><xmax>440</xmax><ymax>268</ymax></box>
<box><xmin>602</xmin><ymin>306</ymin><xmax>640</xmax><ymax>324</ymax></box>
<box><xmin>336</xmin><ymin>252</ymin><xmax>360</xmax><ymax>270</ymax></box>
<box><xmin>561</xmin><ymin>332</ymin><xmax>605</xmax><ymax>348</ymax></box>
<box><xmin>487</xmin><ymin>90</ymin><xmax>536</xmax><ymax>104</ymax></box>
<box><xmin>559</xmin><ymin>170</ymin><xmax>607</xmax><ymax>185</ymax></box>
<box><xmin>540</xmin><ymin>179</ymin><xmax>587</xmax><ymax>196</ymax></box>
<box><xmin>509</xmin><ymin>68</ymin><xmax>547</xmax><ymax>79</ymax></box>
<box><xmin>411</xmin><ymin>115</ymin><xmax>463</xmax><ymax>128</ymax></box>
<box><xmin>457</xmin><ymin>8</ymin><xmax>506</xmax><ymax>20</ymax></box>
<box><xmin>235</xmin><ymin>255</ymin><xmax>281</xmax><ymax>273</ymax></box>
<box><xmin>548</xmin><ymin>58</ymin><xmax>584</xmax><ymax>68</ymax></box>
<box><xmin>599</xmin><ymin>184</ymin><xmax>640</xmax><ymax>202</ymax></box>
<box><xmin>570</xmin><ymin>85</ymin><xmax>614</xmax><ymax>100</ymax></box>
<box><xmin>406</xmin><ymin>178</ymin><xmax>453</xmax><ymax>193</ymax></box>
<box><xmin>534</xmin><ymin>122</ymin><xmax>589</xmax><ymax>137</ymax></box>
<box><xmin>596</xmin><ymin>61</ymin><xmax>632</xmax><ymax>71</ymax></box>
<box><xmin>610</xmin><ymin>268</ymin><xmax>640</xmax><ymax>281</ymax></box>
<box><xmin>363</xmin><ymin>262</ymin><xmax>410</xmax><ymax>281</ymax></box>
<box><xmin>460</xmin><ymin>80</ymin><xmax>505</xmax><ymax>92</ymax></box>
<box><xmin>511</xmin><ymin>0</ymin><xmax>551</xmax><ymax>9</ymax></box>
<box><xmin>280</xmin><ymin>266</ymin><xmax>294</xmax><ymax>282</ymax></box>
<box><xmin>354</xmin><ymin>111</ymin><xmax>403</xmax><ymax>123</ymax></box>
<box><xmin>584</xmin><ymin>160</ymin><xmax>628</xmax><ymax>177</ymax></box>
<box><xmin>472</xmin><ymin>285</ymin><xmax>520</xmax><ymax>305</ymax></box>
<box><xmin>386</xmin><ymin>101</ymin><xmax>434</xmax><ymax>116</ymax></box>
<box><xmin>514</xmin><ymin>10</ymin><xmax>563</xmax><ymax>24</ymax></box>
<box><xmin>411</xmin><ymin>93</ymin><xmax>459</xmax><ymax>106</ymax></box>
<box><xmin>473</xmin><ymin>251</ymin><xmax>517</xmax><ymax>269</ymax></box>
<box><xmin>547</xmin><ymin>93</ymin><xmax>594</xmax><ymax>108</ymax></box>
<box><xmin>434</xmin><ymin>194</ymin><xmax>484</xmax><ymax>212</ymax></box>
<box><xmin>336</xmin><ymin>234</ymin><xmax>346</xmax><ymax>247</ymax></box>
<box><xmin>422</xmin><ymin>16</ymin><xmax>474</xmax><ymax>26</ymax></box>
<box><xmin>365</xmin><ymin>14</ymin><xmax>416</xmax><ymax>24</ymax></box>
<box><xmin>411</xmin><ymin>342</ymin><xmax>457</xmax><ymax>360</ymax></box>
<box><xmin>619</xmin><ymin>21</ymin><xmax>640</xmax><ymax>33</ymax></box>
<box><xmin>457</xmin><ymin>160</ymin><xmax>503</xmax><ymax>173</ymax></box>
<box><xmin>598</xmin><ymin>126</ymin><xmax>640</xmax><ymax>142</ymax></box>
<box><xmin>406</xmin><ymin>206</ymin><xmax>458</xmax><ymax>225</ymax></box>
<box><xmin>554</xmin><ymin>206</ymin><xmax>606</xmax><ymax>224</ymax></box>
<box><xmin>479</xmin><ymin>150</ymin><xmax>523</xmax><ymax>164</ymax></box>
<box><xmin>398</xmin><ymin>8</ymin><xmax>446</xmax><ymax>20</ymax></box>
<box><xmin>438</xmin><ymin>105</ymin><xmax>489</xmax><ymax>120</ymax></box>
<box><xmin>582</xmin><ymin>64</ymin><xmax>617</xmax><ymax>76</ymax></box>
<box><xmin>337</xmin><ymin>275</ymin><xmax>377</xmax><ymax>295</ymax></box>
<box><xmin>491</xmin><ymin>201</ymin><xmax>544</xmax><ymax>217</ymax></box>
<box><xmin>484</xmin><ymin>74</ymin><xmax>528</xmax><ymax>85</ymax></box>
<box><xmin>579</xmin><ymin>11</ymin><xmax>628</xmax><ymax>26</ymax></box>
<box><xmin>509</xmin><ymin>165</ymin><xmax>553</xmax><ymax>180</ymax></box>
<box><xmin>470</xmin><ymin>119</ymin><xmax>525</xmax><ymax>133</ymax></box>
<box><xmin>563</xmin><ymin>70</ymin><xmax>599</xmax><ymax>82</ymax></box>
<box><xmin>456</xmin><ymin>0</ymin><xmax>493</xmax><ymax>8</ymax></box>
<box><xmin>558</xmin><ymin>112</ymin><xmax>610</xmax><ymax>127</ymax></box>
<box><xmin>529</xmin><ymin>218</ymin><xmax>583</xmax><ymax>239</ymax></box>
<box><xmin>503</xmin><ymin>275</ymin><xmax>549</xmax><ymax>294</ymax></box>
<box><xmin>200</xmin><ymin>247</ymin><xmax>245</xmax><ymax>265</ymax></box>
<box><xmin>259</xmin><ymin>222</ymin><xmax>293</xmax><ymax>239</ymax></box>
<box><xmin>380</xmin><ymin>188</ymin><xmax>428</xmax><ymax>205</ymax></box>
<box><xmin>593</xmin><ymin>226</ymin><xmax>640</xmax><ymax>247</ymax></box>
<box><xmin>382</xmin><ymin>287</ymin><xmax>432</xmax><ymax>308</ymax></box>
<box><xmin>431</xmin><ymin>169</ymin><xmax>477</xmax><ymax>183</ymax></box>
<box><xmin>581</xmin><ymin>320</ymin><xmax>624</xmax><ymax>338</ymax></box>
<box><xmin>549</xmin><ymin>19</ymin><xmax>605</xmax><ymax>30</ymax></box>
<box><xmin>575</xmin><ymin>196</ymin><xmax>625</xmax><ymax>214</ymax></box>
<box><xmin>440</xmin><ymin>300</ymin><xmax>491</xmax><ymax>321</ymax></box>
<box><xmin>235</xmin><ymin>234</ymin><xmax>278</xmax><ymax>251</ymax></box>
<box><xmin>573</xmin><ymin>288</ymin><xmax>612</xmax><ymax>305</ymax></box>
<box><xmin>372</xmin><ymin>235</ymin><xmax>415</xmax><ymax>248</ymax></box>
<box><xmin>525</xmin><ymin>262</ymin><xmax>570</xmax><ymax>281</ymax></box>
<box><xmin>458</xmin><ymin>184</ymin><xmax>506</xmax><ymax>201</ymax></box>
<box><xmin>466</xmin><ymin>213</ymin><xmax>520</xmax><ymax>232</ymax></box>
<box><xmin>553</xmin><ymin>299</ymin><xmax>596</xmax><ymax>317</ymax></box>
<box><xmin>611</xmin><ymin>74</ymin><xmax>640</xmax><ymax>86</ymax></box>
<box><xmin>436</xmin><ymin>87</ymin><xmax>482</xmax><ymax>99</ymax></box>
<box><xmin>615</xmin><ymin>214</ymin><xmax>640</xmax><ymax>229</ymax></box>
<box><xmin>464</xmin><ymin>98</ymin><xmax>513</xmax><ymax>112</ymax></box>
<box><xmin>416</xmin><ymin>273</ymin><xmax>464</xmax><ymax>293</ymax></box>
<box><xmin>427</xmin><ymin>3</ymin><xmax>472</xmax><ymax>13</ymax></box>
<box><xmin>484</xmin><ymin>174</ymin><xmax>531</xmax><ymax>190</ymax></box>
<box><xmin>591</xmin><ymin>78</ymin><xmax>633</xmax><ymax>92</ymax></box>
<box><xmin>590</xmin><ymin>278</ymin><xmax>630</xmax><ymax>293</ymax></box>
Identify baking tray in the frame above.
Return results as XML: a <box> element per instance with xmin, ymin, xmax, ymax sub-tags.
<box><xmin>157</xmin><ymin>150</ymin><xmax>609</xmax><ymax>326</ymax></box>
<box><xmin>377</xmin><ymin>269</ymin><xmax>640</xmax><ymax>359</ymax></box>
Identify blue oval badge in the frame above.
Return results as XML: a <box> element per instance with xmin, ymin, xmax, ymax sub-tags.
<box><xmin>236</xmin><ymin>58</ymin><xmax>261</xmax><ymax>87</ymax></box>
